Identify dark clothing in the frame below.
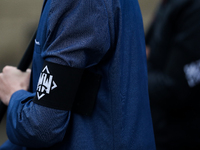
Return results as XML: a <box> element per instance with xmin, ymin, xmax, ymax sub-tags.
<box><xmin>0</xmin><ymin>0</ymin><xmax>155</xmax><ymax>149</ymax></box>
<box><xmin>146</xmin><ymin>0</ymin><xmax>200</xmax><ymax>149</ymax></box>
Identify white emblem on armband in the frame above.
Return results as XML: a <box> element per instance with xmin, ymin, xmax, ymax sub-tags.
<box><xmin>36</xmin><ymin>65</ymin><xmax>57</xmax><ymax>100</ymax></box>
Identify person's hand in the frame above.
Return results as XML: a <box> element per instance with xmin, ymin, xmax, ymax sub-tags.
<box><xmin>0</xmin><ymin>66</ymin><xmax>31</xmax><ymax>106</ymax></box>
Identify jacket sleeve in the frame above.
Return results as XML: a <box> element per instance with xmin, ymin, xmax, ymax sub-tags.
<box><xmin>6</xmin><ymin>90</ymin><xmax>71</xmax><ymax>148</ymax></box>
<box><xmin>6</xmin><ymin>0</ymin><xmax>110</xmax><ymax>148</ymax></box>
<box><xmin>42</xmin><ymin>0</ymin><xmax>110</xmax><ymax>69</ymax></box>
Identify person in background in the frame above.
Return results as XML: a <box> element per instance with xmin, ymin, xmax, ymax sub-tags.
<box><xmin>146</xmin><ymin>0</ymin><xmax>200</xmax><ymax>149</ymax></box>
<box><xmin>0</xmin><ymin>0</ymin><xmax>155</xmax><ymax>149</ymax></box>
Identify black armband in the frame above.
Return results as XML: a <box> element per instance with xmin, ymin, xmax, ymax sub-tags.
<box><xmin>33</xmin><ymin>61</ymin><xmax>101</xmax><ymax>115</ymax></box>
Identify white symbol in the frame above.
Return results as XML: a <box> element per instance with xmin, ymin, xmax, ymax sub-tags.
<box><xmin>35</xmin><ymin>39</ymin><xmax>40</xmax><ymax>45</ymax></box>
<box><xmin>36</xmin><ymin>65</ymin><xmax>57</xmax><ymax>100</ymax></box>
<box><xmin>184</xmin><ymin>59</ymin><xmax>200</xmax><ymax>87</ymax></box>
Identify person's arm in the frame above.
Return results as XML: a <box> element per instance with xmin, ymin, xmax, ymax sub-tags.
<box><xmin>0</xmin><ymin>67</ymin><xmax>70</xmax><ymax>148</ymax></box>
<box><xmin>7</xmin><ymin>90</ymin><xmax>71</xmax><ymax>148</ymax></box>
<box><xmin>3</xmin><ymin>0</ymin><xmax>110</xmax><ymax>148</ymax></box>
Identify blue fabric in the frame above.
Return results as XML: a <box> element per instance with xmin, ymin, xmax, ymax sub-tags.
<box><xmin>1</xmin><ymin>0</ymin><xmax>156</xmax><ymax>149</ymax></box>
<box><xmin>0</xmin><ymin>140</ymin><xmax>26</xmax><ymax>150</ymax></box>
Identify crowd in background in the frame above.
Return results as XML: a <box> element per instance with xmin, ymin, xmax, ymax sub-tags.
<box><xmin>146</xmin><ymin>0</ymin><xmax>200</xmax><ymax>149</ymax></box>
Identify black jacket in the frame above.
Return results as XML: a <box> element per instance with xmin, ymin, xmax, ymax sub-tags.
<box><xmin>146</xmin><ymin>0</ymin><xmax>200</xmax><ymax>149</ymax></box>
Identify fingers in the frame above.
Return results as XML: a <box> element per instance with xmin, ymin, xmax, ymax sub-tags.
<box><xmin>2</xmin><ymin>66</ymin><xmax>15</xmax><ymax>73</ymax></box>
<box><xmin>0</xmin><ymin>72</ymin><xmax>10</xmax><ymax>105</ymax></box>
<box><xmin>26</xmin><ymin>68</ymin><xmax>31</xmax><ymax>72</ymax></box>
<box><xmin>2</xmin><ymin>66</ymin><xmax>31</xmax><ymax>76</ymax></box>
<box><xmin>0</xmin><ymin>66</ymin><xmax>31</xmax><ymax>105</ymax></box>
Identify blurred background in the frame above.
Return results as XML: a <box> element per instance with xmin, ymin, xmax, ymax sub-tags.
<box><xmin>0</xmin><ymin>0</ymin><xmax>159</xmax><ymax>145</ymax></box>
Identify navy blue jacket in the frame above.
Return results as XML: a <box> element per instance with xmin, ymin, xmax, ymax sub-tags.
<box><xmin>1</xmin><ymin>0</ymin><xmax>155</xmax><ymax>149</ymax></box>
